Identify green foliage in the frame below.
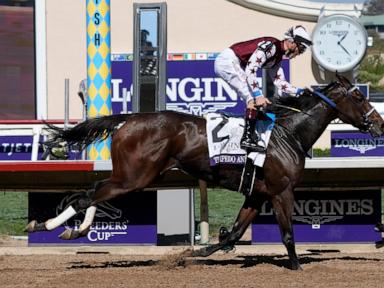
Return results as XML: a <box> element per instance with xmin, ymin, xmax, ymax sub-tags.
<box><xmin>357</xmin><ymin>31</ymin><xmax>384</xmax><ymax>93</ymax></box>
<box><xmin>0</xmin><ymin>192</ymin><xmax>28</xmax><ymax>236</ymax></box>
<box><xmin>194</xmin><ymin>188</ymin><xmax>244</xmax><ymax>237</ymax></box>
<box><xmin>312</xmin><ymin>148</ymin><xmax>330</xmax><ymax>157</ymax></box>
<box><xmin>364</xmin><ymin>0</ymin><xmax>384</xmax><ymax>15</ymax></box>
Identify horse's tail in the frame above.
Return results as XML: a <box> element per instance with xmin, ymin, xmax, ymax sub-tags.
<box><xmin>44</xmin><ymin>114</ymin><xmax>130</xmax><ymax>150</ymax></box>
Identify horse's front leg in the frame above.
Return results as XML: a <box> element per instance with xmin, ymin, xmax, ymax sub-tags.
<box><xmin>271</xmin><ymin>187</ymin><xmax>301</xmax><ymax>270</ymax></box>
<box><xmin>194</xmin><ymin>194</ymin><xmax>263</xmax><ymax>257</ymax></box>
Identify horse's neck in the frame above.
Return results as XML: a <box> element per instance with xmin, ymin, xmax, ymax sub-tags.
<box><xmin>290</xmin><ymin>102</ymin><xmax>336</xmax><ymax>152</ymax></box>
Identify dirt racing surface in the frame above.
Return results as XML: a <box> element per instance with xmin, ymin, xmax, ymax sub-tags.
<box><xmin>1</xmin><ymin>247</ymin><xmax>384</xmax><ymax>288</ymax></box>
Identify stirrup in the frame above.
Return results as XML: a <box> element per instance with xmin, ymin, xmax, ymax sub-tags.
<box><xmin>240</xmin><ymin>142</ymin><xmax>266</xmax><ymax>152</ymax></box>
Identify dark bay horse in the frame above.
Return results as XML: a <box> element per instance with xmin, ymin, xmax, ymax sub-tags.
<box><xmin>26</xmin><ymin>75</ymin><xmax>384</xmax><ymax>269</ymax></box>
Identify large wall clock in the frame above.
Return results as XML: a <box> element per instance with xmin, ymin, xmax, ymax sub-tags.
<box><xmin>312</xmin><ymin>14</ymin><xmax>367</xmax><ymax>73</ymax></box>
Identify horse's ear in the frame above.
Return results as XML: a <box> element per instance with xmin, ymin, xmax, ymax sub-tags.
<box><xmin>335</xmin><ymin>73</ymin><xmax>352</xmax><ymax>89</ymax></box>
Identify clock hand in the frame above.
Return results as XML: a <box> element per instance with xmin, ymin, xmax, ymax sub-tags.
<box><xmin>338</xmin><ymin>31</ymin><xmax>348</xmax><ymax>44</ymax></box>
<box><xmin>339</xmin><ymin>42</ymin><xmax>351</xmax><ymax>56</ymax></box>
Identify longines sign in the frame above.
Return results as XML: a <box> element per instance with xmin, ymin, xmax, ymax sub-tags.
<box><xmin>331</xmin><ymin>131</ymin><xmax>384</xmax><ymax>156</ymax></box>
<box><xmin>111</xmin><ymin>59</ymin><xmax>290</xmax><ymax>116</ymax></box>
<box><xmin>252</xmin><ymin>190</ymin><xmax>381</xmax><ymax>243</ymax></box>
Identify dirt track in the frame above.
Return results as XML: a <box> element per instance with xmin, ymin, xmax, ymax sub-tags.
<box><xmin>1</xmin><ymin>246</ymin><xmax>384</xmax><ymax>288</ymax></box>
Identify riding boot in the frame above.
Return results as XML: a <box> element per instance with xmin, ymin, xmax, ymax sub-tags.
<box><xmin>240</xmin><ymin>111</ymin><xmax>265</xmax><ymax>153</ymax></box>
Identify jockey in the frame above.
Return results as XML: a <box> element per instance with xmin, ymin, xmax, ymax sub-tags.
<box><xmin>214</xmin><ymin>25</ymin><xmax>313</xmax><ymax>152</ymax></box>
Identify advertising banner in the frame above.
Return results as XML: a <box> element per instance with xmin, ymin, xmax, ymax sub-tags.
<box><xmin>111</xmin><ymin>55</ymin><xmax>290</xmax><ymax>116</ymax></box>
<box><xmin>252</xmin><ymin>190</ymin><xmax>381</xmax><ymax>243</ymax></box>
<box><xmin>28</xmin><ymin>191</ymin><xmax>157</xmax><ymax>245</ymax></box>
<box><xmin>331</xmin><ymin>131</ymin><xmax>384</xmax><ymax>156</ymax></box>
<box><xmin>0</xmin><ymin>135</ymin><xmax>43</xmax><ymax>160</ymax></box>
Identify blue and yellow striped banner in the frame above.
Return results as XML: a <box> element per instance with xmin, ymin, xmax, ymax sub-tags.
<box><xmin>86</xmin><ymin>0</ymin><xmax>111</xmax><ymax>160</ymax></box>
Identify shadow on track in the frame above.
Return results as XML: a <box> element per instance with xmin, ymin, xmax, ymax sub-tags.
<box><xmin>68</xmin><ymin>251</ymin><xmax>384</xmax><ymax>270</ymax></box>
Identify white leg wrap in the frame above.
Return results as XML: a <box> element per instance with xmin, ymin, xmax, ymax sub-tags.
<box><xmin>45</xmin><ymin>205</ymin><xmax>77</xmax><ymax>231</ymax></box>
<box><xmin>79</xmin><ymin>206</ymin><xmax>97</xmax><ymax>232</ymax></box>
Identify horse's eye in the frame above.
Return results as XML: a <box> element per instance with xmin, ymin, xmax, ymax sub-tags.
<box><xmin>356</xmin><ymin>95</ymin><xmax>364</xmax><ymax>102</ymax></box>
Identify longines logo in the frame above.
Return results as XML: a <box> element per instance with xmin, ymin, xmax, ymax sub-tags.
<box><xmin>260</xmin><ymin>199</ymin><xmax>374</xmax><ymax>229</ymax></box>
<box><xmin>57</xmin><ymin>193</ymin><xmax>127</xmax><ymax>242</ymax></box>
<box><xmin>111</xmin><ymin>76</ymin><xmax>246</xmax><ymax>116</ymax></box>
<box><xmin>334</xmin><ymin>138</ymin><xmax>384</xmax><ymax>154</ymax></box>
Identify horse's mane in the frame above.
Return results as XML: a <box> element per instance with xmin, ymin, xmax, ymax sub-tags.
<box><xmin>267</xmin><ymin>83</ymin><xmax>335</xmax><ymax>119</ymax></box>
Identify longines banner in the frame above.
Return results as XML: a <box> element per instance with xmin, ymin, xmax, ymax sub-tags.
<box><xmin>252</xmin><ymin>190</ymin><xmax>381</xmax><ymax>243</ymax></box>
<box><xmin>331</xmin><ymin>131</ymin><xmax>384</xmax><ymax>156</ymax></box>
<box><xmin>111</xmin><ymin>58</ymin><xmax>290</xmax><ymax>116</ymax></box>
<box><xmin>28</xmin><ymin>192</ymin><xmax>157</xmax><ymax>245</ymax></box>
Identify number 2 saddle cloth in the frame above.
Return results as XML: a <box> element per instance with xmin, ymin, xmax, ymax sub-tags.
<box><xmin>205</xmin><ymin>112</ymin><xmax>275</xmax><ymax>167</ymax></box>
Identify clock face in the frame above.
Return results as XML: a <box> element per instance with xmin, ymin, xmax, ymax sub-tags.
<box><xmin>312</xmin><ymin>15</ymin><xmax>367</xmax><ymax>72</ymax></box>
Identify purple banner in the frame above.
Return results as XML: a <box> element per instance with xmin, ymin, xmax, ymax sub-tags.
<box><xmin>0</xmin><ymin>135</ymin><xmax>82</xmax><ymax>161</ymax></box>
<box><xmin>28</xmin><ymin>191</ymin><xmax>157</xmax><ymax>245</ymax></box>
<box><xmin>0</xmin><ymin>135</ymin><xmax>42</xmax><ymax>160</ymax></box>
<box><xmin>111</xmin><ymin>58</ymin><xmax>290</xmax><ymax>116</ymax></box>
<box><xmin>252</xmin><ymin>190</ymin><xmax>381</xmax><ymax>243</ymax></box>
<box><xmin>331</xmin><ymin>131</ymin><xmax>384</xmax><ymax>156</ymax></box>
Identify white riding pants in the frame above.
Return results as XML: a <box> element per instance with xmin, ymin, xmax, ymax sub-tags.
<box><xmin>214</xmin><ymin>48</ymin><xmax>253</xmax><ymax>104</ymax></box>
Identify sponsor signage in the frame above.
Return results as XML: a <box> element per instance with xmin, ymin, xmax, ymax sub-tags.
<box><xmin>331</xmin><ymin>131</ymin><xmax>384</xmax><ymax>156</ymax></box>
<box><xmin>0</xmin><ymin>135</ymin><xmax>82</xmax><ymax>161</ymax></box>
<box><xmin>111</xmin><ymin>55</ymin><xmax>290</xmax><ymax>116</ymax></box>
<box><xmin>0</xmin><ymin>135</ymin><xmax>43</xmax><ymax>160</ymax></box>
<box><xmin>28</xmin><ymin>191</ymin><xmax>157</xmax><ymax>245</ymax></box>
<box><xmin>252</xmin><ymin>190</ymin><xmax>381</xmax><ymax>243</ymax></box>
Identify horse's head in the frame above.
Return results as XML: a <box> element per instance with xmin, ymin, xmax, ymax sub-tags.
<box><xmin>326</xmin><ymin>74</ymin><xmax>384</xmax><ymax>137</ymax></box>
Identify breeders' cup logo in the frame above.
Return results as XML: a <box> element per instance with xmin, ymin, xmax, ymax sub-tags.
<box><xmin>260</xmin><ymin>199</ymin><xmax>374</xmax><ymax>229</ymax></box>
<box><xmin>334</xmin><ymin>138</ymin><xmax>384</xmax><ymax>154</ymax></box>
<box><xmin>56</xmin><ymin>193</ymin><xmax>128</xmax><ymax>242</ymax></box>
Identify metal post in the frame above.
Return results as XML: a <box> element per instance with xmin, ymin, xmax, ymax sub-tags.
<box><xmin>64</xmin><ymin>78</ymin><xmax>69</xmax><ymax>130</ymax></box>
<box><xmin>199</xmin><ymin>180</ymin><xmax>209</xmax><ymax>244</ymax></box>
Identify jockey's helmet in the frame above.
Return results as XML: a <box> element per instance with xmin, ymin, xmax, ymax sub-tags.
<box><xmin>284</xmin><ymin>26</ymin><xmax>313</xmax><ymax>54</ymax></box>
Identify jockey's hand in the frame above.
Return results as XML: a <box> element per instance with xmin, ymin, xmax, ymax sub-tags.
<box><xmin>295</xmin><ymin>88</ymin><xmax>305</xmax><ymax>97</ymax></box>
<box><xmin>255</xmin><ymin>96</ymin><xmax>271</xmax><ymax>108</ymax></box>
<box><xmin>247</xmin><ymin>99</ymin><xmax>257</xmax><ymax>110</ymax></box>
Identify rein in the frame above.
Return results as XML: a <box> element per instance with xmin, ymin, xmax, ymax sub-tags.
<box><xmin>311</xmin><ymin>85</ymin><xmax>375</xmax><ymax>132</ymax></box>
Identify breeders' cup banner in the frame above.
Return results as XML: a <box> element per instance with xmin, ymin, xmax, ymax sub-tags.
<box><xmin>252</xmin><ymin>190</ymin><xmax>381</xmax><ymax>243</ymax></box>
<box><xmin>331</xmin><ymin>131</ymin><xmax>384</xmax><ymax>156</ymax></box>
<box><xmin>28</xmin><ymin>191</ymin><xmax>157</xmax><ymax>245</ymax></box>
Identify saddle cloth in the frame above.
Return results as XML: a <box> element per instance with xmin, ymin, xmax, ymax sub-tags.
<box><xmin>206</xmin><ymin>113</ymin><xmax>275</xmax><ymax>167</ymax></box>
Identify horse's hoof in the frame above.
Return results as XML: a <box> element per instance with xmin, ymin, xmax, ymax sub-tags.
<box><xmin>290</xmin><ymin>262</ymin><xmax>303</xmax><ymax>271</ymax></box>
<box><xmin>59</xmin><ymin>229</ymin><xmax>79</xmax><ymax>240</ymax></box>
<box><xmin>24</xmin><ymin>220</ymin><xmax>37</xmax><ymax>232</ymax></box>
<box><xmin>191</xmin><ymin>247</ymin><xmax>210</xmax><ymax>257</ymax></box>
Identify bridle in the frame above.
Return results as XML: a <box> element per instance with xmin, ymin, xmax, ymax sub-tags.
<box><xmin>313</xmin><ymin>82</ymin><xmax>376</xmax><ymax>132</ymax></box>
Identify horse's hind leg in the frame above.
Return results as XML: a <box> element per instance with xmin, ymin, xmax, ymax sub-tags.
<box><xmin>271</xmin><ymin>187</ymin><xmax>301</xmax><ymax>270</ymax></box>
<box><xmin>58</xmin><ymin>205</ymin><xmax>97</xmax><ymax>240</ymax></box>
<box><xmin>25</xmin><ymin>191</ymin><xmax>93</xmax><ymax>233</ymax></box>
<box><xmin>58</xmin><ymin>176</ymin><xmax>150</xmax><ymax>239</ymax></box>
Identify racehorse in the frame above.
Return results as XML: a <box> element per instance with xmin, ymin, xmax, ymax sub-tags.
<box><xmin>26</xmin><ymin>74</ymin><xmax>384</xmax><ymax>270</ymax></box>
